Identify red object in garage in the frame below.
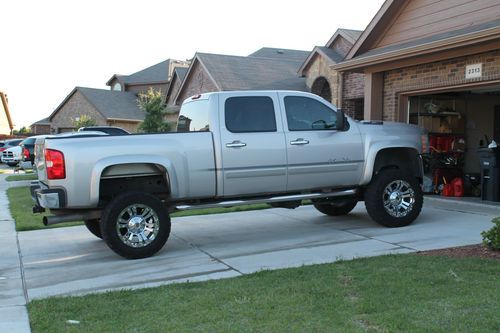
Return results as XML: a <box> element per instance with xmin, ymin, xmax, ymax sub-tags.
<box><xmin>451</xmin><ymin>177</ymin><xmax>464</xmax><ymax>197</ymax></box>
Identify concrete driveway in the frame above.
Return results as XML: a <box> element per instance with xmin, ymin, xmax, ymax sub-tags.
<box><xmin>17</xmin><ymin>199</ymin><xmax>497</xmax><ymax>300</ymax></box>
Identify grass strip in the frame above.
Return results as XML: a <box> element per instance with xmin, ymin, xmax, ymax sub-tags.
<box><xmin>6</xmin><ymin>173</ymin><xmax>38</xmax><ymax>181</ymax></box>
<box><xmin>28</xmin><ymin>254</ymin><xmax>500</xmax><ymax>333</ymax></box>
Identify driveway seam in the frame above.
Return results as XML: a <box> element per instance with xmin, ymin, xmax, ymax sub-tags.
<box><xmin>16</xmin><ymin>232</ymin><xmax>29</xmax><ymax>304</ymax></box>
<box><xmin>343</xmin><ymin>228</ymin><xmax>418</xmax><ymax>252</ymax></box>
<box><xmin>172</xmin><ymin>233</ymin><xmax>245</xmax><ymax>276</ymax></box>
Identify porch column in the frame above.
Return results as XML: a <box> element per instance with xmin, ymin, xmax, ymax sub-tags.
<box><xmin>364</xmin><ymin>72</ymin><xmax>383</xmax><ymax>120</ymax></box>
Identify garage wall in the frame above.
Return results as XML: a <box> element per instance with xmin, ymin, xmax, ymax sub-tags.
<box><xmin>383</xmin><ymin>49</ymin><xmax>500</xmax><ymax>121</ymax></box>
<box><xmin>464</xmin><ymin>95</ymin><xmax>497</xmax><ymax>173</ymax></box>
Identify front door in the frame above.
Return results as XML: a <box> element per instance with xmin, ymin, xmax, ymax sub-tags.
<box><xmin>220</xmin><ymin>93</ymin><xmax>287</xmax><ymax>197</ymax></box>
<box><xmin>278</xmin><ymin>93</ymin><xmax>364</xmax><ymax>191</ymax></box>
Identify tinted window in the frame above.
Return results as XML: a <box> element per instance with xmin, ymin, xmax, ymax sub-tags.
<box><xmin>284</xmin><ymin>96</ymin><xmax>337</xmax><ymax>131</ymax></box>
<box><xmin>225</xmin><ymin>97</ymin><xmax>276</xmax><ymax>133</ymax></box>
<box><xmin>177</xmin><ymin>100</ymin><xmax>210</xmax><ymax>132</ymax></box>
<box><xmin>22</xmin><ymin>138</ymin><xmax>36</xmax><ymax>145</ymax></box>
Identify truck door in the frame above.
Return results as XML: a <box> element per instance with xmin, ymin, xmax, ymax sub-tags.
<box><xmin>278</xmin><ymin>92</ymin><xmax>364</xmax><ymax>191</ymax></box>
<box><xmin>219</xmin><ymin>93</ymin><xmax>287</xmax><ymax>197</ymax></box>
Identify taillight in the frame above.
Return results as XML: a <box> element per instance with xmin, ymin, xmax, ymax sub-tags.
<box><xmin>45</xmin><ymin>149</ymin><xmax>65</xmax><ymax>179</ymax></box>
<box><xmin>23</xmin><ymin>148</ymin><xmax>30</xmax><ymax>160</ymax></box>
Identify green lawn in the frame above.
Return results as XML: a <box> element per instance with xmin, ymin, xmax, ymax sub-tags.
<box><xmin>7</xmin><ymin>186</ymin><xmax>82</xmax><ymax>231</ymax></box>
<box><xmin>28</xmin><ymin>254</ymin><xmax>500</xmax><ymax>333</ymax></box>
<box><xmin>7</xmin><ymin>186</ymin><xmax>272</xmax><ymax>231</ymax></box>
<box><xmin>5</xmin><ymin>173</ymin><xmax>37</xmax><ymax>181</ymax></box>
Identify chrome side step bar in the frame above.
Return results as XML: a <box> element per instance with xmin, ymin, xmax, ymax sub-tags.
<box><xmin>176</xmin><ymin>189</ymin><xmax>357</xmax><ymax>211</ymax></box>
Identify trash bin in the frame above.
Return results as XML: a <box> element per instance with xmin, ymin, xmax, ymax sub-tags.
<box><xmin>478</xmin><ymin>148</ymin><xmax>500</xmax><ymax>201</ymax></box>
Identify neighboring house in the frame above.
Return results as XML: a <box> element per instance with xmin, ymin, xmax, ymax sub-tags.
<box><xmin>170</xmin><ymin>48</ymin><xmax>309</xmax><ymax>118</ymax></box>
<box><xmin>299</xmin><ymin>29</ymin><xmax>364</xmax><ymax>119</ymax></box>
<box><xmin>49</xmin><ymin>87</ymin><xmax>145</xmax><ymax>133</ymax></box>
<box><xmin>106</xmin><ymin>59</ymin><xmax>190</xmax><ymax>95</ymax></box>
<box><xmin>0</xmin><ymin>91</ymin><xmax>14</xmax><ymax>135</ymax></box>
<box><xmin>165</xmin><ymin>67</ymin><xmax>189</xmax><ymax>123</ymax></box>
<box><xmin>30</xmin><ymin>117</ymin><xmax>51</xmax><ymax>135</ymax></box>
<box><xmin>333</xmin><ymin>0</ymin><xmax>500</xmax><ymax>174</ymax></box>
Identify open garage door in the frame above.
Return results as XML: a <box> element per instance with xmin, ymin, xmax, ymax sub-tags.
<box><xmin>407</xmin><ymin>84</ymin><xmax>500</xmax><ymax>198</ymax></box>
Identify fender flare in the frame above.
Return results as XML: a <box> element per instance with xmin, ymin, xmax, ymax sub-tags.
<box><xmin>361</xmin><ymin>141</ymin><xmax>422</xmax><ymax>185</ymax></box>
<box><xmin>89</xmin><ymin>155</ymin><xmax>179</xmax><ymax>206</ymax></box>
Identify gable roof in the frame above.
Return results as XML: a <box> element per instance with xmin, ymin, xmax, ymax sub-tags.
<box><xmin>50</xmin><ymin>87</ymin><xmax>144</xmax><ymax>122</ymax></box>
<box><xmin>325</xmin><ymin>28</ymin><xmax>362</xmax><ymax>48</ymax></box>
<box><xmin>0</xmin><ymin>91</ymin><xmax>14</xmax><ymax>133</ymax></box>
<box><xmin>336</xmin><ymin>0</ymin><xmax>500</xmax><ymax>71</ymax></box>
<box><xmin>106</xmin><ymin>59</ymin><xmax>173</xmax><ymax>87</ymax></box>
<box><xmin>298</xmin><ymin>46</ymin><xmax>345</xmax><ymax>75</ymax></box>
<box><xmin>174</xmin><ymin>52</ymin><xmax>308</xmax><ymax>104</ymax></box>
<box><xmin>31</xmin><ymin>117</ymin><xmax>50</xmax><ymax>126</ymax></box>
<box><xmin>249</xmin><ymin>47</ymin><xmax>310</xmax><ymax>62</ymax></box>
<box><xmin>298</xmin><ymin>28</ymin><xmax>362</xmax><ymax>75</ymax></box>
<box><xmin>165</xmin><ymin>67</ymin><xmax>189</xmax><ymax>104</ymax></box>
<box><xmin>198</xmin><ymin>53</ymin><xmax>307</xmax><ymax>91</ymax></box>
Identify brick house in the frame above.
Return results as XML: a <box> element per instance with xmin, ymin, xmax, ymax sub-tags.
<box><xmin>299</xmin><ymin>29</ymin><xmax>365</xmax><ymax>119</ymax></box>
<box><xmin>0</xmin><ymin>91</ymin><xmax>14</xmax><ymax>135</ymax></box>
<box><xmin>333</xmin><ymin>0</ymin><xmax>500</xmax><ymax>175</ymax></box>
<box><xmin>36</xmin><ymin>59</ymin><xmax>189</xmax><ymax>133</ymax></box>
<box><xmin>167</xmin><ymin>48</ymin><xmax>309</xmax><ymax>122</ymax></box>
<box><xmin>48</xmin><ymin>87</ymin><xmax>145</xmax><ymax>133</ymax></box>
<box><xmin>165</xmin><ymin>67</ymin><xmax>188</xmax><ymax>123</ymax></box>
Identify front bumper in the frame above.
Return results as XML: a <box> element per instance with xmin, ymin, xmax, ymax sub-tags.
<box><xmin>30</xmin><ymin>181</ymin><xmax>66</xmax><ymax>210</ymax></box>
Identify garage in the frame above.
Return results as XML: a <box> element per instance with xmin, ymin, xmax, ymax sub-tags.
<box><xmin>334</xmin><ymin>0</ymin><xmax>500</xmax><ymax>200</ymax></box>
<box><xmin>407</xmin><ymin>85</ymin><xmax>500</xmax><ymax>198</ymax></box>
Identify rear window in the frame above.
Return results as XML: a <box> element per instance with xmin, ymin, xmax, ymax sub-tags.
<box><xmin>225</xmin><ymin>96</ymin><xmax>276</xmax><ymax>133</ymax></box>
<box><xmin>177</xmin><ymin>100</ymin><xmax>210</xmax><ymax>132</ymax></box>
<box><xmin>22</xmin><ymin>138</ymin><xmax>36</xmax><ymax>145</ymax></box>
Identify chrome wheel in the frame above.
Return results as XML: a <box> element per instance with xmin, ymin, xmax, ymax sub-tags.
<box><xmin>382</xmin><ymin>180</ymin><xmax>415</xmax><ymax>218</ymax></box>
<box><xmin>116</xmin><ymin>204</ymin><xmax>160</xmax><ymax>248</ymax></box>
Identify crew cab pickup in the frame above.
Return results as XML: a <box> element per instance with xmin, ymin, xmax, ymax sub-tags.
<box><xmin>32</xmin><ymin>91</ymin><xmax>424</xmax><ymax>259</ymax></box>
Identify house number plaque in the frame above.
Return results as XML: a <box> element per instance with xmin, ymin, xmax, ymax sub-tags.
<box><xmin>465</xmin><ymin>63</ymin><xmax>482</xmax><ymax>79</ymax></box>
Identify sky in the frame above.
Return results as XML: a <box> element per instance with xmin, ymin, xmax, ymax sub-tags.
<box><xmin>0</xmin><ymin>0</ymin><xmax>385</xmax><ymax>129</ymax></box>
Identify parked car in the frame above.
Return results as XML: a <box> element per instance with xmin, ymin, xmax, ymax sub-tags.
<box><xmin>0</xmin><ymin>138</ymin><xmax>23</xmax><ymax>154</ymax></box>
<box><xmin>20</xmin><ymin>135</ymin><xmax>50</xmax><ymax>165</ymax></box>
<box><xmin>2</xmin><ymin>145</ymin><xmax>22</xmax><ymax>166</ymax></box>
<box><xmin>78</xmin><ymin>126</ymin><xmax>129</xmax><ymax>135</ymax></box>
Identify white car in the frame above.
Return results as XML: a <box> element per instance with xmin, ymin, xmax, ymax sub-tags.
<box><xmin>1</xmin><ymin>145</ymin><xmax>22</xmax><ymax>167</ymax></box>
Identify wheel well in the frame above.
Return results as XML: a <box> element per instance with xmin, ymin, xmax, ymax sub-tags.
<box><xmin>98</xmin><ymin>163</ymin><xmax>170</xmax><ymax>205</ymax></box>
<box><xmin>373</xmin><ymin>148</ymin><xmax>422</xmax><ymax>183</ymax></box>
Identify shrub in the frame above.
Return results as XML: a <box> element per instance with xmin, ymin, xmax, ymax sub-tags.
<box><xmin>481</xmin><ymin>217</ymin><xmax>500</xmax><ymax>250</ymax></box>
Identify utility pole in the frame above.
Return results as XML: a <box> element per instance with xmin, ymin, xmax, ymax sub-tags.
<box><xmin>0</xmin><ymin>91</ymin><xmax>14</xmax><ymax>135</ymax></box>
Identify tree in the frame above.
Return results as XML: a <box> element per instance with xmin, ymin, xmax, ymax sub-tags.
<box><xmin>137</xmin><ymin>88</ymin><xmax>170</xmax><ymax>133</ymax></box>
<box><xmin>12</xmin><ymin>126</ymin><xmax>31</xmax><ymax>135</ymax></box>
<box><xmin>73</xmin><ymin>114</ymin><xmax>97</xmax><ymax>128</ymax></box>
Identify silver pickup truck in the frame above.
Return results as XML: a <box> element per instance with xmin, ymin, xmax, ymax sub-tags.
<box><xmin>32</xmin><ymin>90</ymin><xmax>425</xmax><ymax>259</ymax></box>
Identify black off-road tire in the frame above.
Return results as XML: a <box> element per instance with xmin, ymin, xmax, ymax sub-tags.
<box><xmin>365</xmin><ymin>169</ymin><xmax>423</xmax><ymax>228</ymax></box>
<box><xmin>314</xmin><ymin>199</ymin><xmax>358</xmax><ymax>216</ymax></box>
<box><xmin>101</xmin><ymin>192</ymin><xmax>171</xmax><ymax>259</ymax></box>
<box><xmin>84</xmin><ymin>219</ymin><xmax>102</xmax><ymax>239</ymax></box>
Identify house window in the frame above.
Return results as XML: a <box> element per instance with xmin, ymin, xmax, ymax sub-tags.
<box><xmin>112</xmin><ymin>83</ymin><xmax>122</xmax><ymax>91</ymax></box>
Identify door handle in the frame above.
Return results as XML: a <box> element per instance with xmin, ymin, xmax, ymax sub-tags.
<box><xmin>290</xmin><ymin>138</ymin><xmax>310</xmax><ymax>145</ymax></box>
<box><xmin>226</xmin><ymin>141</ymin><xmax>247</xmax><ymax>148</ymax></box>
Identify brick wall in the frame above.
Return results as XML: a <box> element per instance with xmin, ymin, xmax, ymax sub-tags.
<box><xmin>166</xmin><ymin>77</ymin><xmax>182</xmax><ymax>107</ymax></box>
<box><xmin>176</xmin><ymin>61</ymin><xmax>219</xmax><ymax>105</ymax></box>
<box><xmin>383</xmin><ymin>49</ymin><xmax>500</xmax><ymax>121</ymax></box>
<box><xmin>341</xmin><ymin>72</ymin><xmax>365</xmax><ymax>119</ymax></box>
<box><xmin>303</xmin><ymin>54</ymin><xmax>341</xmax><ymax>106</ymax></box>
<box><xmin>51</xmin><ymin>91</ymin><xmax>107</xmax><ymax>133</ymax></box>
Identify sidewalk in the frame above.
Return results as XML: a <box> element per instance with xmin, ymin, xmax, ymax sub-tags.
<box><xmin>0</xmin><ymin>170</ymin><xmax>31</xmax><ymax>333</ymax></box>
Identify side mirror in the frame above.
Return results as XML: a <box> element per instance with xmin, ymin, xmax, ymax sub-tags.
<box><xmin>336</xmin><ymin>109</ymin><xmax>347</xmax><ymax>131</ymax></box>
